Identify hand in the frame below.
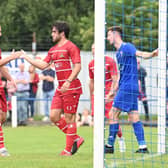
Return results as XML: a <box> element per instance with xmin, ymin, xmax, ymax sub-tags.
<box><xmin>105</xmin><ymin>91</ymin><xmax>115</xmax><ymax>103</ymax></box>
<box><xmin>60</xmin><ymin>80</ymin><xmax>71</xmax><ymax>93</ymax></box>
<box><xmin>152</xmin><ymin>49</ymin><xmax>158</xmax><ymax>57</ymax></box>
<box><xmin>20</xmin><ymin>50</ymin><xmax>27</xmax><ymax>59</ymax></box>
<box><xmin>11</xmin><ymin>49</ymin><xmax>24</xmax><ymax>59</ymax></box>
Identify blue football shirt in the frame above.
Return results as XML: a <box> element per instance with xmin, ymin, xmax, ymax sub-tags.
<box><xmin>116</xmin><ymin>42</ymin><xmax>138</xmax><ymax>92</ymax></box>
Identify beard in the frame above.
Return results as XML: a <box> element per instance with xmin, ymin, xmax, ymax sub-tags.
<box><xmin>53</xmin><ymin>36</ymin><xmax>61</xmax><ymax>43</ymax></box>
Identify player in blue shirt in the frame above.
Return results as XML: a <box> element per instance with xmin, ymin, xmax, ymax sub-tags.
<box><xmin>105</xmin><ymin>26</ymin><xmax>158</xmax><ymax>154</ymax></box>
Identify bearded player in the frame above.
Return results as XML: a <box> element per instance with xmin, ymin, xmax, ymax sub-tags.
<box><xmin>21</xmin><ymin>21</ymin><xmax>84</xmax><ymax>156</ymax></box>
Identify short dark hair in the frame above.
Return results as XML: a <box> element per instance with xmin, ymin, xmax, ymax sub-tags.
<box><xmin>52</xmin><ymin>21</ymin><xmax>70</xmax><ymax>38</ymax></box>
<box><xmin>108</xmin><ymin>26</ymin><xmax>123</xmax><ymax>37</ymax></box>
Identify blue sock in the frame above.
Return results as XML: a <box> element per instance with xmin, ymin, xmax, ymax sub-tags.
<box><xmin>108</xmin><ymin>123</ymin><xmax>119</xmax><ymax>146</ymax></box>
<box><xmin>132</xmin><ymin>121</ymin><xmax>146</xmax><ymax>146</ymax></box>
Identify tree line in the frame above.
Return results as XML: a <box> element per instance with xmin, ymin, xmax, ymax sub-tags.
<box><xmin>0</xmin><ymin>0</ymin><xmax>158</xmax><ymax>51</ymax></box>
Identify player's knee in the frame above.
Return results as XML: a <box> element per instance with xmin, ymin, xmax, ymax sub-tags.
<box><xmin>0</xmin><ymin>112</ymin><xmax>6</xmax><ymax>124</ymax></box>
<box><xmin>64</xmin><ymin>113</ymin><xmax>75</xmax><ymax>124</ymax></box>
<box><xmin>2</xmin><ymin>118</ymin><xmax>6</xmax><ymax>124</ymax></box>
<box><xmin>50</xmin><ymin>114</ymin><xmax>59</xmax><ymax>123</ymax></box>
<box><xmin>128</xmin><ymin>113</ymin><xmax>139</xmax><ymax>122</ymax></box>
<box><xmin>50</xmin><ymin>109</ymin><xmax>62</xmax><ymax>123</ymax></box>
<box><xmin>49</xmin><ymin>114</ymin><xmax>55</xmax><ymax>122</ymax></box>
<box><xmin>50</xmin><ymin>113</ymin><xmax>58</xmax><ymax>123</ymax></box>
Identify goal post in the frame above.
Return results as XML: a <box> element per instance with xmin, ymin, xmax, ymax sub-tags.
<box><xmin>157</xmin><ymin>0</ymin><xmax>167</xmax><ymax>154</ymax></box>
<box><xmin>94</xmin><ymin>0</ymin><xmax>105</xmax><ymax>168</ymax></box>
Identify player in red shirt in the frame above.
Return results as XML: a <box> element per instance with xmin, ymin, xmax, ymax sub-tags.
<box><xmin>88</xmin><ymin>44</ymin><xmax>125</xmax><ymax>152</ymax></box>
<box><xmin>21</xmin><ymin>21</ymin><xmax>84</xmax><ymax>156</ymax></box>
<box><xmin>0</xmin><ymin>25</ymin><xmax>22</xmax><ymax>156</ymax></box>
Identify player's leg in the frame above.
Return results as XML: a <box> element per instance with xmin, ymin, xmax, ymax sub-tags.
<box><xmin>106</xmin><ymin>101</ymin><xmax>126</xmax><ymax>152</ymax></box>
<box><xmin>0</xmin><ymin>112</ymin><xmax>6</xmax><ymax>149</ymax></box>
<box><xmin>0</xmin><ymin>94</ymin><xmax>10</xmax><ymax>157</ymax></box>
<box><xmin>128</xmin><ymin>111</ymin><xmax>149</xmax><ymax>153</ymax></box>
<box><xmin>49</xmin><ymin>92</ymin><xmax>71</xmax><ymax>155</ymax></box>
<box><xmin>50</xmin><ymin>91</ymin><xmax>68</xmax><ymax>134</ymax></box>
<box><xmin>142</xmin><ymin>99</ymin><xmax>149</xmax><ymax>121</ymax></box>
<box><xmin>140</xmin><ymin>92</ymin><xmax>149</xmax><ymax>121</ymax></box>
<box><xmin>105</xmin><ymin>106</ymin><xmax>121</xmax><ymax>153</ymax></box>
<box><xmin>63</xmin><ymin>94</ymin><xmax>84</xmax><ymax>155</ymax></box>
<box><xmin>105</xmin><ymin>101</ymin><xmax>123</xmax><ymax>138</ymax></box>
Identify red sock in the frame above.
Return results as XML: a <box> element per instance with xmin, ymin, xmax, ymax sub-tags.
<box><xmin>55</xmin><ymin>117</ymin><xmax>68</xmax><ymax>134</ymax></box>
<box><xmin>0</xmin><ymin>124</ymin><xmax>5</xmax><ymax>149</ymax></box>
<box><xmin>117</xmin><ymin>125</ymin><xmax>123</xmax><ymax>138</ymax></box>
<box><xmin>65</xmin><ymin>123</ymin><xmax>79</xmax><ymax>152</ymax></box>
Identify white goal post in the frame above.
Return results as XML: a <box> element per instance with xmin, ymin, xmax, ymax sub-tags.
<box><xmin>157</xmin><ymin>0</ymin><xmax>167</xmax><ymax>154</ymax></box>
<box><xmin>94</xmin><ymin>0</ymin><xmax>105</xmax><ymax>168</ymax></box>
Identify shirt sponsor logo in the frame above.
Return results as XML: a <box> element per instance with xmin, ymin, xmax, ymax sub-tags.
<box><xmin>59</xmin><ymin>53</ymin><xmax>65</xmax><ymax>58</ymax></box>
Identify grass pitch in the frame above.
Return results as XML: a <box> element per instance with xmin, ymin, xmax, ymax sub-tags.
<box><xmin>105</xmin><ymin>125</ymin><xmax>168</xmax><ymax>168</ymax></box>
<box><xmin>1</xmin><ymin>124</ymin><xmax>168</xmax><ymax>168</ymax></box>
<box><xmin>1</xmin><ymin>126</ymin><xmax>93</xmax><ymax>168</ymax></box>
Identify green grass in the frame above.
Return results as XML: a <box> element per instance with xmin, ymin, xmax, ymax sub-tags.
<box><xmin>105</xmin><ymin>125</ymin><xmax>168</xmax><ymax>168</ymax></box>
<box><xmin>1</xmin><ymin>125</ymin><xmax>168</xmax><ymax>168</ymax></box>
<box><xmin>1</xmin><ymin>126</ymin><xmax>93</xmax><ymax>168</ymax></box>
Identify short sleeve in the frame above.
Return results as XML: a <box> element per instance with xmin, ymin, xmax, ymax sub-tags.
<box><xmin>124</xmin><ymin>43</ymin><xmax>136</xmax><ymax>57</ymax></box>
<box><xmin>43</xmin><ymin>50</ymin><xmax>52</xmax><ymax>64</ymax></box>
<box><xmin>68</xmin><ymin>45</ymin><xmax>81</xmax><ymax>64</ymax></box>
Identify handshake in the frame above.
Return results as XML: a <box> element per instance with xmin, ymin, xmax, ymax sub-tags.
<box><xmin>10</xmin><ymin>49</ymin><xmax>27</xmax><ymax>59</ymax></box>
<box><xmin>0</xmin><ymin>49</ymin><xmax>29</xmax><ymax>67</ymax></box>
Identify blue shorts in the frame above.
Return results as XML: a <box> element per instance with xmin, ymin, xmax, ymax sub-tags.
<box><xmin>113</xmin><ymin>89</ymin><xmax>138</xmax><ymax>112</ymax></box>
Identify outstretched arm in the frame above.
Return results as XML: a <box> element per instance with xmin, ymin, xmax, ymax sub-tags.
<box><xmin>136</xmin><ymin>49</ymin><xmax>158</xmax><ymax>59</ymax></box>
<box><xmin>21</xmin><ymin>52</ymin><xmax>49</xmax><ymax>70</ymax></box>
<box><xmin>0</xmin><ymin>50</ymin><xmax>22</xmax><ymax>67</ymax></box>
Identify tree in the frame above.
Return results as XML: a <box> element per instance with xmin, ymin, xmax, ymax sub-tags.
<box><xmin>0</xmin><ymin>0</ymin><xmax>94</xmax><ymax>51</ymax></box>
<box><xmin>106</xmin><ymin>0</ymin><xmax>158</xmax><ymax>51</ymax></box>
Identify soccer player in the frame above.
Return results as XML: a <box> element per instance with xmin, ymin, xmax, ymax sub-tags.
<box><xmin>0</xmin><ymin>25</ymin><xmax>22</xmax><ymax>156</ymax></box>
<box><xmin>21</xmin><ymin>21</ymin><xmax>84</xmax><ymax>156</ymax></box>
<box><xmin>88</xmin><ymin>44</ymin><xmax>124</xmax><ymax>143</ymax></box>
<box><xmin>105</xmin><ymin>26</ymin><xmax>158</xmax><ymax>154</ymax></box>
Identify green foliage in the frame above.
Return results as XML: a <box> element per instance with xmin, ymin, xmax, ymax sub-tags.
<box><xmin>0</xmin><ymin>0</ymin><xmax>94</xmax><ymax>51</ymax></box>
<box><xmin>106</xmin><ymin>0</ymin><xmax>158</xmax><ymax>51</ymax></box>
<box><xmin>0</xmin><ymin>0</ymin><xmax>158</xmax><ymax>51</ymax></box>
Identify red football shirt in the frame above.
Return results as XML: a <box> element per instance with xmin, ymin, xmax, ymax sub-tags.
<box><xmin>44</xmin><ymin>40</ymin><xmax>82</xmax><ymax>95</ymax></box>
<box><xmin>88</xmin><ymin>56</ymin><xmax>118</xmax><ymax>94</ymax></box>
